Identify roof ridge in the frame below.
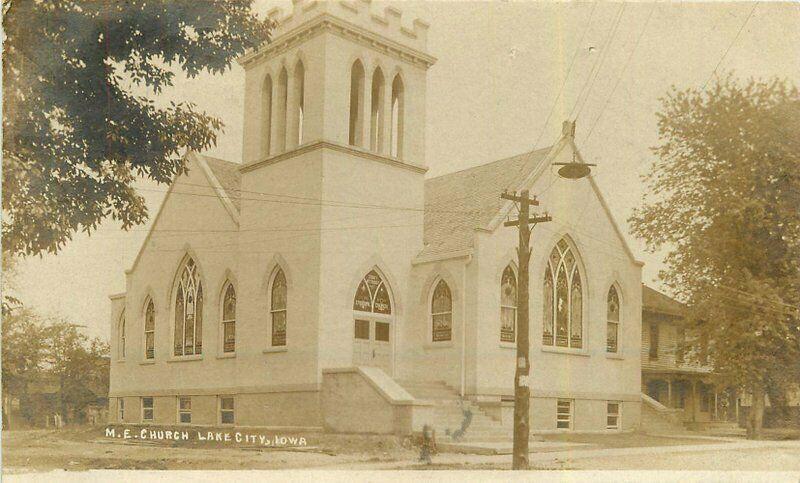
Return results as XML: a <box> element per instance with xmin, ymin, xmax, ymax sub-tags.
<box><xmin>425</xmin><ymin>146</ymin><xmax>551</xmax><ymax>182</ymax></box>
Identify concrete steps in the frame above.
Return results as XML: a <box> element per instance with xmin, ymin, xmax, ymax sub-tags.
<box><xmin>397</xmin><ymin>379</ymin><xmax>516</xmax><ymax>443</ymax></box>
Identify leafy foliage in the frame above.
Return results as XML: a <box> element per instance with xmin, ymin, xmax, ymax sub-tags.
<box><xmin>630</xmin><ymin>76</ymin><xmax>800</xmax><ymax>401</ymax></box>
<box><xmin>2</xmin><ymin>307</ymin><xmax>110</xmax><ymax>427</ymax></box>
<box><xmin>2</xmin><ymin>0</ymin><xmax>271</xmax><ymax>256</ymax></box>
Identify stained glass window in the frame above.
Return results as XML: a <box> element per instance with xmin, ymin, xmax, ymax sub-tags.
<box><xmin>352</xmin><ymin>270</ymin><xmax>392</xmax><ymax>315</ymax></box>
<box><xmin>145</xmin><ymin>301</ymin><xmax>155</xmax><ymax>359</ymax></box>
<box><xmin>431</xmin><ymin>279</ymin><xmax>452</xmax><ymax>342</ymax></box>
<box><xmin>500</xmin><ymin>266</ymin><xmax>517</xmax><ymax>343</ymax></box>
<box><xmin>222</xmin><ymin>283</ymin><xmax>236</xmax><ymax>353</ymax></box>
<box><xmin>174</xmin><ymin>258</ymin><xmax>203</xmax><ymax>356</ymax></box>
<box><xmin>543</xmin><ymin>269</ymin><xmax>554</xmax><ymax>345</ymax></box>
<box><xmin>607</xmin><ymin>286</ymin><xmax>620</xmax><ymax>353</ymax></box>
<box><xmin>271</xmin><ymin>269</ymin><xmax>287</xmax><ymax>346</ymax></box>
<box><xmin>543</xmin><ymin>238</ymin><xmax>584</xmax><ymax>349</ymax></box>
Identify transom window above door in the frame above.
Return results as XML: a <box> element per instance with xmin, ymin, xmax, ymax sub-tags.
<box><xmin>353</xmin><ymin>270</ymin><xmax>392</xmax><ymax>314</ymax></box>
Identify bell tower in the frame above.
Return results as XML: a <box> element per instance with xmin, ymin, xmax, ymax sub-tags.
<box><xmin>239</xmin><ymin>0</ymin><xmax>435</xmax><ymax>166</ymax></box>
<box><xmin>236</xmin><ymin>1</ymin><xmax>437</xmax><ymax>372</ymax></box>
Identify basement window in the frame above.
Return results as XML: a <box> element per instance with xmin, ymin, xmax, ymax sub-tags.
<box><xmin>220</xmin><ymin>396</ymin><xmax>235</xmax><ymax>425</ymax></box>
<box><xmin>607</xmin><ymin>401</ymin><xmax>621</xmax><ymax>430</ymax></box>
<box><xmin>556</xmin><ymin>399</ymin><xmax>573</xmax><ymax>430</ymax></box>
<box><xmin>178</xmin><ymin>396</ymin><xmax>192</xmax><ymax>424</ymax></box>
<box><xmin>142</xmin><ymin>397</ymin><xmax>154</xmax><ymax>422</ymax></box>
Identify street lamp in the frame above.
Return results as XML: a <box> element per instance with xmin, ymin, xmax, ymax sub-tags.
<box><xmin>553</xmin><ymin>120</ymin><xmax>595</xmax><ymax>180</ymax></box>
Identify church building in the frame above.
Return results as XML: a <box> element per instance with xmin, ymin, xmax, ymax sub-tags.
<box><xmin>109</xmin><ymin>0</ymin><xmax>643</xmax><ymax>438</ymax></box>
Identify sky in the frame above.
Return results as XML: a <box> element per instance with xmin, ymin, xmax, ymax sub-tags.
<box><xmin>11</xmin><ymin>1</ymin><xmax>800</xmax><ymax>341</ymax></box>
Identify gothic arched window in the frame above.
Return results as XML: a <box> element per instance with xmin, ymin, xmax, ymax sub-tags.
<box><xmin>276</xmin><ymin>67</ymin><xmax>288</xmax><ymax>153</ymax></box>
<box><xmin>174</xmin><ymin>258</ymin><xmax>203</xmax><ymax>356</ymax></box>
<box><xmin>607</xmin><ymin>286</ymin><xmax>620</xmax><ymax>353</ymax></box>
<box><xmin>349</xmin><ymin>60</ymin><xmax>365</xmax><ymax>147</ymax></box>
<box><xmin>144</xmin><ymin>300</ymin><xmax>155</xmax><ymax>359</ymax></box>
<box><xmin>543</xmin><ymin>238</ymin><xmax>583</xmax><ymax>348</ymax></box>
<box><xmin>292</xmin><ymin>60</ymin><xmax>305</xmax><ymax>147</ymax></box>
<box><xmin>353</xmin><ymin>269</ymin><xmax>392</xmax><ymax>315</ymax></box>
<box><xmin>431</xmin><ymin>279</ymin><xmax>452</xmax><ymax>342</ymax></box>
<box><xmin>390</xmin><ymin>74</ymin><xmax>404</xmax><ymax>158</ymax></box>
<box><xmin>118</xmin><ymin>311</ymin><xmax>126</xmax><ymax>360</ymax></box>
<box><xmin>270</xmin><ymin>269</ymin><xmax>287</xmax><ymax>347</ymax></box>
<box><xmin>500</xmin><ymin>266</ymin><xmax>517</xmax><ymax>343</ymax></box>
<box><xmin>370</xmin><ymin>68</ymin><xmax>385</xmax><ymax>153</ymax></box>
<box><xmin>222</xmin><ymin>283</ymin><xmax>236</xmax><ymax>353</ymax></box>
<box><xmin>262</xmin><ymin>74</ymin><xmax>272</xmax><ymax>157</ymax></box>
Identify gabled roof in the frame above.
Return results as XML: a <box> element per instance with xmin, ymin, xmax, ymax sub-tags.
<box><xmin>642</xmin><ymin>284</ymin><xmax>686</xmax><ymax>317</ymax></box>
<box><xmin>420</xmin><ymin>148</ymin><xmax>550</xmax><ymax>259</ymax></box>
<box><xmin>194</xmin><ymin>154</ymin><xmax>242</xmax><ymax>211</ymax></box>
<box><xmin>126</xmin><ymin>151</ymin><xmax>241</xmax><ymax>275</ymax></box>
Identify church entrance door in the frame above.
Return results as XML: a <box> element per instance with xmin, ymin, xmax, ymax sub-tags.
<box><xmin>352</xmin><ymin>269</ymin><xmax>394</xmax><ymax>375</ymax></box>
<box><xmin>353</xmin><ymin>316</ymin><xmax>392</xmax><ymax>374</ymax></box>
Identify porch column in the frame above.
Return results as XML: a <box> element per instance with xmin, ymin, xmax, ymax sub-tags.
<box><xmin>714</xmin><ymin>390</ymin><xmax>719</xmax><ymax>421</ymax></box>
<box><xmin>692</xmin><ymin>380</ymin><xmax>698</xmax><ymax>422</ymax></box>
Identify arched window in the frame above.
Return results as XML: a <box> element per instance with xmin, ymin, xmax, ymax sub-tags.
<box><xmin>543</xmin><ymin>238</ymin><xmax>583</xmax><ymax>348</ymax></box>
<box><xmin>352</xmin><ymin>269</ymin><xmax>393</xmax><ymax>356</ymax></box>
<box><xmin>431</xmin><ymin>279</ymin><xmax>452</xmax><ymax>342</ymax></box>
<box><xmin>174</xmin><ymin>258</ymin><xmax>203</xmax><ymax>356</ymax></box>
<box><xmin>390</xmin><ymin>74</ymin><xmax>404</xmax><ymax>158</ymax></box>
<box><xmin>270</xmin><ymin>269</ymin><xmax>287</xmax><ymax>347</ymax></box>
<box><xmin>275</xmin><ymin>67</ymin><xmax>288</xmax><ymax>153</ymax></box>
<box><xmin>353</xmin><ymin>269</ymin><xmax>392</xmax><ymax>315</ymax></box>
<box><xmin>118</xmin><ymin>311</ymin><xmax>126</xmax><ymax>360</ymax></box>
<box><xmin>144</xmin><ymin>300</ymin><xmax>155</xmax><ymax>359</ymax></box>
<box><xmin>349</xmin><ymin>60</ymin><xmax>365</xmax><ymax>147</ymax></box>
<box><xmin>222</xmin><ymin>283</ymin><xmax>236</xmax><ymax>353</ymax></box>
<box><xmin>607</xmin><ymin>286</ymin><xmax>620</xmax><ymax>353</ymax></box>
<box><xmin>370</xmin><ymin>68</ymin><xmax>385</xmax><ymax>153</ymax></box>
<box><xmin>261</xmin><ymin>74</ymin><xmax>273</xmax><ymax>157</ymax></box>
<box><xmin>292</xmin><ymin>60</ymin><xmax>305</xmax><ymax>147</ymax></box>
<box><xmin>500</xmin><ymin>266</ymin><xmax>517</xmax><ymax>343</ymax></box>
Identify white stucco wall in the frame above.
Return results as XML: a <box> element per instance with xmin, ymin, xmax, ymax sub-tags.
<box><xmin>472</xmin><ymin>145</ymin><xmax>643</xmax><ymax>402</ymax></box>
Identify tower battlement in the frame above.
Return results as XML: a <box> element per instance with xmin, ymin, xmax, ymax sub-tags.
<box><xmin>268</xmin><ymin>0</ymin><xmax>430</xmax><ymax>53</ymax></box>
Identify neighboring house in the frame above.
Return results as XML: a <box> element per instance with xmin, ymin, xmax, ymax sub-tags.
<box><xmin>641</xmin><ymin>285</ymin><xmax>739</xmax><ymax>429</ymax></box>
<box><xmin>108</xmin><ymin>1</ymin><xmax>643</xmax><ymax>438</ymax></box>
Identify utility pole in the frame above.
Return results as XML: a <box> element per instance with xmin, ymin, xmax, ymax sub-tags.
<box><xmin>501</xmin><ymin>188</ymin><xmax>552</xmax><ymax>470</ymax></box>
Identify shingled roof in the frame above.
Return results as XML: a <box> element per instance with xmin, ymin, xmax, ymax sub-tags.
<box><xmin>642</xmin><ymin>284</ymin><xmax>686</xmax><ymax>317</ymax></box>
<box><xmin>196</xmin><ymin>154</ymin><xmax>242</xmax><ymax>211</ymax></box>
<box><xmin>420</xmin><ymin>147</ymin><xmax>551</xmax><ymax>259</ymax></box>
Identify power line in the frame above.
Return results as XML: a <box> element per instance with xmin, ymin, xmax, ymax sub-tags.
<box><xmin>583</xmin><ymin>4</ymin><xmax>657</xmax><ymax>144</ymax></box>
<box><xmin>504</xmin><ymin>3</ymin><xmax>599</xmax><ymax>193</ymax></box>
<box><xmin>571</xmin><ymin>3</ymin><xmax>627</xmax><ymax>120</ymax></box>
<box><xmin>702</xmin><ymin>2</ymin><xmax>759</xmax><ymax>91</ymax></box>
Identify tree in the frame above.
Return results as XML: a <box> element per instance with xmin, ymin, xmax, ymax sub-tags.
<box><xmin>1</xmin><ymin>308</ymin><xmax>49</xmax><ymax>428</ymax></box>
<box><xmin>630</xmin><ymin>75</ymin><xmax>800</xmax><ymax>439</ymax></box>
<box><xmin>2</xmin><ymin>0</ymin><xmax>271</xmax><ymax>256</ymax></box>
<box><xmin>43</xmin><ymin>320</ymin><xmax>110</xmax><ymax>424</ymax></box>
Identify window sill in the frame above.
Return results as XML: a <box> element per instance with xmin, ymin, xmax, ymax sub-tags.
<box><xmin>541</xmin><ymin>346</ymin><xmax>589</xmax><ymax>357</ymax></box>
<box><xmin>167</xmin><ymin>355</ymin><xmax>203</xmax><ymax>363</ymax></box>
<box><xmin>606</xmin><ymin>353</ymin><xmax>624</xmax><ymax>360</ymax></box>
<box><xmin>499</xmin><ymin>342</ymin><xmax>516</xmax><ymax>350</ymax></box>
<box><xmin>424</xmin><ymin>341</ymin><xmax>454</xmax><ymax>349</ymax></box>
<box><xmin>263</xmin><ymin>346</ymin><xmax>288</xmax><ymax>354</ymax></box>
<box><xmin>216</xmin><ymin>353</ymin><xmax>236</xmax><ymax>359</ymax></box>
<box><xmin>139</xmin><ymin>360</ymin><xmax>156</xmax><ymax>366</ymax></box>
